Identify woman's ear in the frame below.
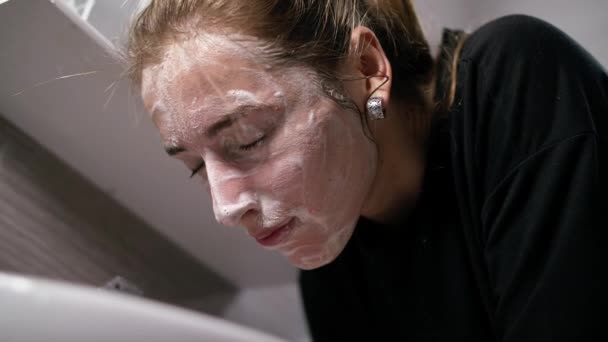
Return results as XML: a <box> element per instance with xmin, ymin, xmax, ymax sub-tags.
<box><xmin>341</xmin><ymin>26</ymin><xmax>393</xmax><ymax>112</ymax></box>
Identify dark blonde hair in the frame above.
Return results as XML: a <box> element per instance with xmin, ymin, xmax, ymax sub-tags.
<box><xmin>127</xmin><ymin>0</ymin><xmax>435</xmax><ymax>107</ymax></box>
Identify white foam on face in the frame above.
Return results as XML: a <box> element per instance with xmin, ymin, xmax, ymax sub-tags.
<box><xmin>214</xmin><ymin>167</ymin><xmax>257</xmax><ymax>183</ymax></box>
<box><xmin>148</xmin><ymin>99</ymin><xmax>166</xmax><ymax>118</ymax></box>
<box><xmin>141</xmin><ymin>67</ymin><xmax>169</xmax><ymax>123</ymax></box>
<box><xmin>257</xmin><ymin>193</ymin><xmax>292</xmax><ymax>228</ymax></box>
<box><xmin>148</xmin><ymin>32</ymin><xmax>265</xmax><ymax>122</ymax></box>
<box><xmin>271</xmin><ymin>153</ymin><xmax>305</xmax><ymax>174</ymax></box>
<box><xmin>210</xmin><ymin>99</ymin><xmax>369</xmax><ymax>267</ymax></box>
<box><xmin>203</xmin><ymin>145</ymin><xmax>295</xmax><ymax>230</ymax></box>
<box><xmin>308</xmin><ymin>110</ymin><xmax>316</xmax><ymax>126</ymax></box>
<box><xmin>190</xmin><ymin>96</ymin><xmax>198</xmax><ymax>106</ymax></box>
<box><xmin>226</xmin><ymin>89</ymin><xmax>260</xmax><ymax>104</ymax></box>
<box><xmin>276</xmin><ymin>216</ymin><xmax>356</xmax><ymax>268</ymax></box>
<box><xmin>232</xmin><ymin>119</ymin><xmax>264</xmax><ymax>139</ymax></box>
<box><xmin>210</xmin><ymin>189</ymin><xmax>257</xmax><ymax>226</ymax></box>
<box><xmin>143</xmin><ymin>32</ymin><xmax>378</xmax><ymax>271</ymax></box>
<box><xmin>209</xmin><ymin>156</ymin><xmax>304</xmax><ymax>233</ymax></box>
<box><xmin>301</xmin><ymin>219</ymin><xmax>357</xmax><ymax>269</ymax></box>
<box><xmin>293</xmin><ymin>110</ymin><xmax>317</xmax><ymax>131</ymax></box>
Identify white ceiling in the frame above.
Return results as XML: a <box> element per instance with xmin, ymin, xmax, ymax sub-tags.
<box><xmin>2</xmin><ymin>0</ymin><xmax>605</xmax><ymax>290</ymax></box>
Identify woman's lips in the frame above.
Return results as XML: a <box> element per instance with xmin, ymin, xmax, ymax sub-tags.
<box><xmin>255</xmin><ymin>218</ymin><xmax>295</xmax><ymax>247</ymax></box>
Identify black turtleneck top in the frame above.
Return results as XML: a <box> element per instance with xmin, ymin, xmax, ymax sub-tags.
<box><xmin>299</xmin><ymin>15</ymin><xmax>608</xmax><ymax>341</ymax></box>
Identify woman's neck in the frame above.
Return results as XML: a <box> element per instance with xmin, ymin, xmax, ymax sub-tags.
<box><xmin>360</xmin><ymin>91</ymin><xmax>435</xmax><ymax>224</ymax></box>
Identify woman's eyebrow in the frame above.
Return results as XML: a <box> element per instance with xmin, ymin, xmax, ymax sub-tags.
<box><xmin>205</xmin><ymin>103</ymin><xmax>272</xmax><ymax>137</ymax></box>
<box><xmin>164</xmin><ymin>145</ymin><xmax>186</xmax><ymax>156</ymax></box>
<box><xmin>206</xmin><ymin>115</ymin><xmax>237</xmax><ymax>138</ymax></box>
<box><xmin>162</xmin><ymin>103</ymin><xmax>269</xmax><ymax>156</ymax></box>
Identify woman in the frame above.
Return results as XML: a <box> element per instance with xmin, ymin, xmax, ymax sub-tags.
<box><xmin>127</xmin><ymin>1</ymin><xmax>608</xmax><ymax>340</ymax></box>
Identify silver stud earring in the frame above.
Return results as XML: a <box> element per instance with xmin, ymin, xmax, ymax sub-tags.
<box><xmin>367</xmin><ymin>97</ymin><xmax>385</xmax><ymax>120</ymax></box>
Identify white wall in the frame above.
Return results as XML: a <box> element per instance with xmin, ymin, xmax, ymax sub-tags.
<box><xmin>414</xmin><ymin>0</ymin><xmax>472</xmax><ymax>55</ymax></box>
<box><xmin>87</xmin><ymin>0</ymin><xmax>141</xmax><ymax>44</ymax></box>
<box><xmin>188</xmin><ymin>283</ymin><xmax>309</xmax><ymax>341</ymax></box>
<box><xmin>477</xmin><ymin>0</ymin><xmax>608</xmax><ymax>67</ymax></box>
<box><xmin>420</xmin><ymin>0</ymin><xmax>608</xmax><ymax>67</ymax></box>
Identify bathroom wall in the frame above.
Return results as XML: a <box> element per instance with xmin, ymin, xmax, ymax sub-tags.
<box><xmin>87</xmin><ymin>0</ymin><xmax>141</xmax><ymax>44</ymax></box>
<box><xmin>0</xmin><ymin>115</ymin><xmax>235</xmax><ymax>313</ymax></box>
<box><xmin>418</xmin><ymin>0</ymin><xmax>608</xmax><ymax>67</ymax></box>
<box><xmin>189</xmin><ymin>283</ymin><xmax>311</xmax><ymax>342</ymax></box>
<box><xmin>415</xmin><ymin>0</ymin><xmax>472</xmax><ymax>55</ymax></box>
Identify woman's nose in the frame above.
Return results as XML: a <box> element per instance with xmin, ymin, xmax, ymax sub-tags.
<box><xmin>205</xmin><ymin>160</ymin><xmax>258</xmax><ymax>227</ymax></box>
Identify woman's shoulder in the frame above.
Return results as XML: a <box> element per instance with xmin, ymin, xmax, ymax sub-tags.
<box><xmin>453</xmin><ymin>14</ymin><xmax>606</xmax><ymax>144</ymax></box>
<box><xmin>461</xmin><ymin>14</ymin><xmax>590</xmax><ymax>63</ymax></box>
<box><xmin>449</xmin><ymin>15</ymin><xmax>608</xmax><ymax>200</ymax></box>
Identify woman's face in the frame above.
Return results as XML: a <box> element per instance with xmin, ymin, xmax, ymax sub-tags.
<box><xmin>141</xmin><ymin>35</ymin><xmax>377</xmax><ymax>269</ymax></box>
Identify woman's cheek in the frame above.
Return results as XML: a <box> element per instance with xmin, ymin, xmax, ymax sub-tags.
<box><xmin>301</xmin><ymin>121</ymin><xmax>344</xmax><ymax>213</ymax></box>
<box><xmin>266</xmin><ymin>153</ymin><xmax>306</xmax><ymax>207</ymax></box>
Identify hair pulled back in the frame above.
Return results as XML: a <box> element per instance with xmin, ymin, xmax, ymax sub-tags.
<box><xmin>127</xmin><ymin>0</ymin><xmax>434</xmax><ymax>107</ymax></box>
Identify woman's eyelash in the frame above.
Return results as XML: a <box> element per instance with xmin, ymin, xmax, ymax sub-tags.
<box><xmin>189</xmin><ymin>162</ymin><xmax>206</xmax><ymax>179</ymax></box>
<box><xmin>238</xmin><ymin>135</ymin><xmax>266</xmax><ymax>151</ymax></box>
<box><xmin>189</xmin><ymin>135</ymin><xmax>266</xmax><ymax>179</ymax></box>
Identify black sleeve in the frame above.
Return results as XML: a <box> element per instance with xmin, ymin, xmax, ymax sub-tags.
<box><xmin>455</xmin><ymin>15</ymin><xmax>608</xmax><ymax>341</ymax></box>
<box><xmin>480</xmin><ymin>133</ymin><xmax>607</xmax><ymax>341</ymax></box>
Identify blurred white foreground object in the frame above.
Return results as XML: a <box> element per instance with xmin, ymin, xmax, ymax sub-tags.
<box><xmin>0</xmin><ymin>272</ymin><xmax>285</xmax><ymax>342</ymax></box>
<box><xmin>58</xmin><ymin>0</ymin><xmax>95</xmax><ymax>20</ymax></box>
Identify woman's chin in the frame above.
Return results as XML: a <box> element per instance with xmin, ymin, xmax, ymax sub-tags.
<box><xmin>291</xmin><ymin>258</ymin><xmax>330</xmax><ymax>271</ymax></box>
<box><xmin>286</xmin><ymin>246</ymin><xmax>340</xmax><ymax>271</ymax></box>
<box><xmin>281</xmin><ymin>219</ymin><xmax>358</xmax><ymax>270</ymax></box>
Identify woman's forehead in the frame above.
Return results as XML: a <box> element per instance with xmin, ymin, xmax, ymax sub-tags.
<box><xmin>141</xmin><ymin>46</ymin><xmax>278</xmax><ymax>118</ymax></box>
<box><xmin>140</xmin><ymin>35</ymin><xmax>322</xmax><ymax>131</ymax></box>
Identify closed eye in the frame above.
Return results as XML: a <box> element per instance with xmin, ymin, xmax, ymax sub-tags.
<box><xmin>189</xmin><ymin>135</ymin><xmax>265</xmax><ymax>179</ymax></box>
<box><xmin>189</xmin><ymin>162</ymin><xmax>206</xmax><ymax>179</ymax></box>
<box><xmin>238</xmin><ymin>135</ymin><xmax>266</xmax><ymax>151</ymax></box>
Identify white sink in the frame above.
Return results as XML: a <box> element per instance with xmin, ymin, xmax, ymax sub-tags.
<box><xmin>0</xmin><ymin>272</ymin><xmax>285</xmax><ymax>342</ymax></box>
